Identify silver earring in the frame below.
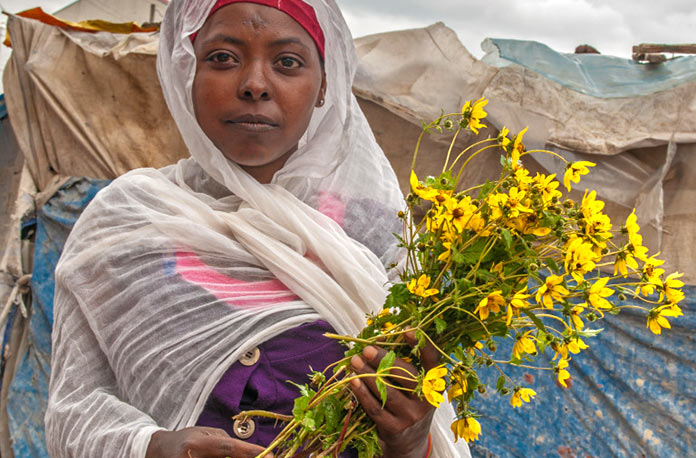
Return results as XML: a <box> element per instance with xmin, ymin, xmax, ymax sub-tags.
<box><xmin>318</xmin><ymin>98</ymin><xmax>325</xmax><ymax>107</ymax></box>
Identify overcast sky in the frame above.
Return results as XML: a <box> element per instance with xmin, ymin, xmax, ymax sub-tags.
<box><xmin>1</xmin><ymin>0</ymin><xmax>695</xmax><ymax>60</ymax></box>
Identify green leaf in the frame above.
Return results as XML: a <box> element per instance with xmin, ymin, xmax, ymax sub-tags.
<box><xmin>522</xmin><ymin>309</ymin><xmax>547</xmax><ymax>333</ymax></box>
<box><xmin>292</xmin><ymin>393</ymin><xmax>309</xmax><ymax>417</ymax></box>
<box><xmin>434</xmin><ymin>316</ymin><xmax>447</xmax><ymax>335</ymax></box>
<box><xmin>377</xmin><ymin>350</ymin><xmax>396</xmax><ymax>374</ymax></box>
<box><xmin>576</xmin><ymin>328</ymin><xmax>604</xmax><ymax>337</ymax></box>
<box><xmin>385</xmin><ymin>283</ymin><xmax>409</xmax><ymax>310</ymax></box>
<box><xmin>376</xmin><ymin>351</ymin><xmax>396</xmax><ymax>406</ymax></box>
<box><xmin>456</xmin><ymin>238</ymin><xmax>488</xmax><ymax>265</ymax></box>
<box><xmin>496</xmin><ymin>375</ymin><xmax>506</xmax><ymax>392</ymax></box>
<box><xmin>501</xmin><ymin>228</ymin><xmax>513</xmax><ymax>250</ymax></box>
<box><xmin>301</xmin><ymin>410</ymin><xmax>317</xmax><ymax>430</ymax></box>
<box><xmin>544</xmin><ymin>257</ymin><xmax>560</xmax><ymax>274</ymax></box>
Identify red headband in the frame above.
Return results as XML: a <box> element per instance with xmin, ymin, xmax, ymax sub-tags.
<box><xmin>192</xmin><ymin>0</ymin><xmax>325</xmax><ymax>59</ymax></box>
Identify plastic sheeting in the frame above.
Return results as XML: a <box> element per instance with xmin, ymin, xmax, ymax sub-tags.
<box><xmin>6</xmin><ymin>177</ymin><xmax>110</xmax><ymax>458</ymax></box>
<box><xmin>353</xmin><ymin>22</ymin><xmax>696</xmax><ymax>285</ymax></box>
<box><xmin>481</xmin><ymin>38</ymin><xmax>696</xmax><ymax>99</ymax></box>
<box><xmin>470</xmin><ymin>286</ymin><xmax>696</xmax><ymax>458</ymax></box>
<box><xmin>3</xmin><ymin>14</ymin><xmax>186</xmax><ymax>192</ymax></box>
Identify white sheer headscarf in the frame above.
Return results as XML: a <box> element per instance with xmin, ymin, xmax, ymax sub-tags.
<box><xmin>46</xmin><ymin>0</ymin><xmax>469</xmax><ymax>456</ymax></box>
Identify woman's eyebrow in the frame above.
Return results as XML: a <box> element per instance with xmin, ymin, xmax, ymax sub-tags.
<box><xmin>198</xmin><ymin>35</ymin><xmax>310</xmax><ymax>52</ymax></box>
<box><xmin>269</xmin><ymin>37</ymin><xmax>311</xmax><ymax>52</ymax></box>
<box><xmin>200</xmin><ymin>34</ymin><xmax>244</xmax><ymax>47</ymax></box>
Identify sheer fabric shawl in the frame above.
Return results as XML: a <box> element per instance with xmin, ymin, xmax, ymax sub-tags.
<box><xmin>45</xmin><ymin>0</ymin><xmax>470</xmax><ymax>456</ymax></box>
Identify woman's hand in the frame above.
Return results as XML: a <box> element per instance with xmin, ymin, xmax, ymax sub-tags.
<box><xmin>145</xmin><ymin>426</ymin><xmax>272</xmax><ymax>458</ymax></box>
<box><xmin>349</xmin><ymin>331</ymin><xmax>438</xmax><ymax>458</ymax></box>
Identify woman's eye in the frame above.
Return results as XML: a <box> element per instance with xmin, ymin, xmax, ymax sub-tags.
<box><xmin>208</xmin><ymin>51</ymin><xmax>236</xmax><ymax>64</ymax></box>
<box><xmin>278</xmin><ymin>56</ymin><xmax>301</xmax><ymax>69</ymax></box>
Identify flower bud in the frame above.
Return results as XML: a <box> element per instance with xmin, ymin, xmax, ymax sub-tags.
<box><xmin>397</xmin><ymin>211</ymin><xmax>405</xmax><ymax>219</ymax></box>
<box><xmin>487</xmin><ymin>341</ymin><xmax>497</xmax><ymax>352</ymax></box>
<box><xmin>618</xmin><ymin>293</ymin><xmax>626</xmax><ymax>301</ymax></box>
<box><xmin>500</xmin><ymin>387</ymin><xmax>510</xmax><ymax>395</ymax></box>
<box><xmin>478</xmin><ymin>385</ymin><xmax>487</xmax><ymax>394</ymax></box>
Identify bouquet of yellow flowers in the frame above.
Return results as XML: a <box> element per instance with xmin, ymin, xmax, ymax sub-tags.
<box><xmin>241</xmin><ymin>98</ymin><xmax>685</xmax><ymax>457</ymax></box>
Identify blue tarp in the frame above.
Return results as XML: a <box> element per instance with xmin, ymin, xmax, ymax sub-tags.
<box><xmin>6</xmin><ymin>176</ymin><xmax>695</xmax><ymax>457</ymax></box>
<box><xmin>482</xmin><ymin>38</ymin><xmax>696</xmax><ymax>98</ymax></box>
<box><xmin>7</xmin><ymin>177</ymin><xmax>110</xmax><ymax>458</ymax></box>
<box><xmin>471</xmin><ymin>285</ymin><xmax>696</xmax><ymax>457</ymax></box>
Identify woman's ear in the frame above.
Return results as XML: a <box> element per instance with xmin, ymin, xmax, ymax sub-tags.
<box><xmin>315</xmin><ymin>70</ymin><xmax>327</xmax><ymax>107</ymax></box>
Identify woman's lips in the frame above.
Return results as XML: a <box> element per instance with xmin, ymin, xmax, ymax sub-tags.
<box><xmin>226</xmin><ymin>114</ymin><xmax>278</xmax><ymax>132</ymax></box>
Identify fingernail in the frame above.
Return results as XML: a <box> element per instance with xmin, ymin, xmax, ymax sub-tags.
<box><xmin>363</xmin><ymin>346</ymin><xmax>377</xmax><ymax>360</ymax></box>
<box><xmin>350</xmin><ymin>378</ymin><xmax>361</xmax><ymax>389</ymax></box>
<box><xmin>351</xmin><ymin>354</ymin><xmax>364</xmax><ymax>370</ymax></box>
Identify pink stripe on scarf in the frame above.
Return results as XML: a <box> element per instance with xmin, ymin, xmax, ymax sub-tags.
<box><xmin>318</xmin><ymin>191</ymin><xmax>345</xmax><ymax>227</ymax></box>
<box><xmin>175</xmin><ymin>251</ymin><xmax>299</xmax><ymax>308</ymax></box>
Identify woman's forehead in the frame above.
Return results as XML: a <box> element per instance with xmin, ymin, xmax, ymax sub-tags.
<box><xmin>191</xmin><ymin>0</ymin><xmax>325</xmax><ymax>59</ymax></box>
<box><xmin>196</xmin><ymin>4</ymin><xmax>316</xmax><ymax>51</ymax></box>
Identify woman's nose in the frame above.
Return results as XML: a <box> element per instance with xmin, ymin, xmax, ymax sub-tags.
<box><xmin>238</xmin><ymin>61</ymin><xmax>270</xmax><ymax>101</ymax></box>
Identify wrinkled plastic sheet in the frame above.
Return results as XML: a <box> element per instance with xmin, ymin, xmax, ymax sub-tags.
<box><xmin>471</xmin><ymin>286</ymin><xmax>696</xmax><ymax>458</ymax></box>
<box><xmin>481</xmin><ymin>38</ymin><xmax>696</xmax><ymax>99</ymax></box>
<box><xmin>7</xmin><ymin>177</ymin><xmax>110</xmax><ymax>458</ymax></box>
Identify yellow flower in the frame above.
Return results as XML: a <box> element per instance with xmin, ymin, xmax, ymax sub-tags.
<box><xmin>563</xmin><ymin>161</ymin><xmax>595</xmax><ymax>191</ymax></box>
<box><xmin>506</xmin><ymin>187</ymin><xmax>532</xmax><ymax>218</ymax></box>
<box><xmin>512</xmin><ymin>126</ymin><xmax>528</xmax><ymax>159</ymax></box>
<box><xmin>580</xmin><ymin>190</ymin><xmax>605</xmax><ymax>218</ymax></box>
<box><xmin>450</xmin><ymin>416</ymin><xmax>482</xmax><ymax>442</ymax></box>
<box><xmin>422</xmin><ymin>365</ymin><xmax>448</xmax><ymax>407</ymax></box>
<box><xmin>462</xmin><ymin>97</ymin><xmax>488</xmax><ymax>134</ymax></box>
<box><xmin>475</xmin><ymin>291</ymin><xmax>505</xmax><ymax>320</ymax></box>
<box><xmin>437</xmin><ymin>240</ymin><xmax>454</xmax><ymax>262</ymax></box>
<box><xmin>468</xmin><ymin>341</ymin><xmax>484</xmax><ymax>356</ymax></box>
<box><xmin>535</xmin><ymin>275</ymin><xmax>569</xmax><ymax>309</ymax></box>
<box><xmin>498</xmin><ymin>126</ymin><xmax>511</xmax><ymax>150</ymax></box>
<box><xmin>513</xmin><ymin>167</ymin><xmax>532</xmax><ymax>189</ymax></box>
<box><xmin>570</xmin><ymin>305</ymin><xmax>585</xmax><ymax>329</ymax></box>
<box><xmin>512</xmin><ymin>330</ymin><xmax>537</xmax><ymax>359</ymax></box>
<box><xmin>409</xmin><ymin>171</ymin><xmax>438</xmax><ymax>201</ymax></box>
<box><xmin>564</xmin><ymin>236</ymin><xmax>599</xmax><ymax>283</ymax></box>
<box><xmin>624</xmin><ymin>208</ymin><xmax>638</xmax><ymax>236</ymax></box>
<box><xmin>647</xmin><ymin>304</ymin><xmax>683</xmax><ymax>335</ymax></box>
<box><xmin>407</xmin><ymin>274</ymin><xmax>439</xmax><ymax>298</ymax></box>
<box><xmin>583</xmin><ymin>212</ymin><xmax>613</xmax><ymax>247</ymax></box>
<box><xmin>506</xmin><ymin>287</ymin><xmax>531</xmax><ymax>325</ymax></box>
<box><xmin>586</xmin><ymin>277</ymin><xmax>614</xmax><ymax>311</ymax></box>
<box><xmin>556</xmin><ymin>359</ymin><xmax>571</xmax><ymax>388</ymax></box>
<box><xmin>509</xmin><ymin>216</ymin><xmax>552</xmax><ymax>237</ymax></box>
<box><xmin>448</xmin><ymin>371</ymin><xmax>468</xmax><ymax>399</ymax></box>
<box><xmin>661</xmin><ymin>272</ymin><xmax>685</xmax><ymax>304</ymax></box>
<box><xmin>442</xmin><ymin>195</ymin><xmax>476</xmax><ymax>233</ymax></box>
<box><xmin>487</xmin><ymin>192</ymin><xmax>508</xmax><ymax>220</ymax></box>
<box><xmin>636</xmin><ymin>254</ymin><xmax>665</xmax><ymax>296</ymax></box>
<box><xmin>533</xmin><ymin>173</ymin><xmax>562</xmax><ymax>204</ymax></box>
<box><xmin>552</xmin><ymin>337</ymin><xmax>589</xmax><ymax>360</ymax></box>
<box><xmin>510</xmin><ymin>387</ymin><xmax>537</xmax><ymax>408</ymax></box>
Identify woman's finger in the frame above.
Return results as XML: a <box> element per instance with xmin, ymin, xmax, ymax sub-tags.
<box><xmin>404</xmin><ymin>330</ymin><xmax>441</xmax><ymax>371</ymax></box>
<box><xmin>358</xmin><ymin>345</ymin><xmax>420</xmax><ymax>393</ymax></box>
<box><xmin>348</xmin><ymin>371</ymin><xmax>399</xmax><ymax>430</ymax></box>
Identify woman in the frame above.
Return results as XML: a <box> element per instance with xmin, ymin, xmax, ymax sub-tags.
<box><xmin>45</xmin><ymin>1</ymin><xmax>470</xmax><ymax>457</ymax></box>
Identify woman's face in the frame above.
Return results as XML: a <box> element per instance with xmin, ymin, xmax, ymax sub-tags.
<box><xmin>192</xmin><ymin>3</ymin><xmax>326</xmax><ymax>183</ymax></box>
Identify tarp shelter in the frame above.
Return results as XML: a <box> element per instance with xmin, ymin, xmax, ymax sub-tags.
<box><xmin>1</xmin><ymin>9</ymin><xmax>694</xmax><ymax>458</ymax></box>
